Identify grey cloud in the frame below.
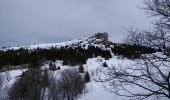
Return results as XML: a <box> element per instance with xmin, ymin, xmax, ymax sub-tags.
<box><xmin>0</xmin><ymin>0</ymin><xmax>152</xmax><ymax>48</ymax></box>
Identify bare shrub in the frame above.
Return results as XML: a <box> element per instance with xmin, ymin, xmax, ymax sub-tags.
<box><xmin>48</xmin><ymin>68</ymin><xmax>86</xmax><ymax>100</ymax></box>
<box><xmin>9</xmin><ymin>69</ymin><xmax>49</xmax><ymax>100</ymax></box>
<box><xmin>0</xmin><ymin>75</ymin><xmax>3</xmax><ymax>91</ymax></box>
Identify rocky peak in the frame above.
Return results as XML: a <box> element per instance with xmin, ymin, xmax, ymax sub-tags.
<box><xmin>93</xmin><ymin>32</ymin><xmax>109</xmax><ymax>43</ymax></box>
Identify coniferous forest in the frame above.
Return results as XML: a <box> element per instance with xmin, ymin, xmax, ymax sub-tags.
<box><xmin>0</xmin><ymin>44</ymin><xmax>157</xmax><ymax>70</ymax></box>
<box><xmin>111</xmin><ymin>44</ymin><xmax>157</xmax><ymax>59</ymax></box>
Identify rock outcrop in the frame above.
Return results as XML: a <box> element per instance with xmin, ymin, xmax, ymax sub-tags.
<box><xmin>94</xmin><ymin>32</ymin><xmax>109</xmax><ymax>44</ymax></box>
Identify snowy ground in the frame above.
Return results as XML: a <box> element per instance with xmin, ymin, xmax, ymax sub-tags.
<box><xmin>79</xmin><ymin>57</ymin><xmax>134</xmax><ymax>100</ymax></box>
<box><xmin>0</xmin><ymin>56</ymin><xmax>169</xmax><ymax>100</ymax></box>
<box><xmin>0</xmin><ymin>56</ymin><xmax>132</xmax><ymax>100</ymax></box>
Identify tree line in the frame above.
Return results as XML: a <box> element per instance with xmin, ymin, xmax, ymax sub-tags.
<box><xmin>0</xmin><ymin>45</ymin><xmax>111</xmax><ymax>69</ymax></box>
<box><xmin>0</xmin><ymin>44</ymin><xmax>157</xmax><ymax>70</ymax></box>
<box><xmin>111</xmin><ymin>44</ymin><xmax>158</xmax><ymax>59</ymax></box>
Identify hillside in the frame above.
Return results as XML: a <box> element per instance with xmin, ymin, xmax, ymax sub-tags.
<box><xmin>0</xmin><ymin>33</ymin><xmax>163</xmax><ymax>100</ymax></box>
<box><xmin>0</xmin><ymin>32</ymin><xmax>156</xmax><ymax>68</ymax></box>
<box><xmin>1</xmin><ymin>32</ymin><xmax>110</xmax><ymax>51</ymax></box>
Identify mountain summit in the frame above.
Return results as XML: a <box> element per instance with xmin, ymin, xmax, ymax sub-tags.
<box><xmin>93</xmin><ymin>32</ymin><xmax>109</xmax><ymax>43</ymax></box>
<box><xmin>3</xmin><ymin>32</ymin><xmax>111</xmax><ymax>50</ymax></box>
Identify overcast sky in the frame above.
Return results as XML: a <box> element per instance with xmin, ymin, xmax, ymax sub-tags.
<box><xmin>0</xmin><ymin>0</ymin><xmax>153</xmax><ymax>48</ymax></box>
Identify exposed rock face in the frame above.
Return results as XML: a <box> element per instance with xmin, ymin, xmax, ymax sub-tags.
<box><xmin>94</xmin><ymin>32</ymin><xmax>109</xmax><ymax>43</ymax></box>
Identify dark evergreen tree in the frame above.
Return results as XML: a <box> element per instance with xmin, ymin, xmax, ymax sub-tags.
<box><xmin>79</xmin><ymin>64</ymin><xmax>84</xmax><ymax>73</ymax></box>
<box><xmin>103</xmin><ymin>62</ymin><xmax>108</xmax><ymax>67</ymax></box>
<box><xmin>84</xmin><ymin>71</ymin><xmax>90</xmax><ymax>83</ymax></box>
<box><xmin>57</xmin><ymin>66</ymin><xmax>61</xmax><ymax>70</ymax></box>
<box><xmin>42</xmin><ymin>69</ymin><xmax>49</xmax><ymax>87</ymax></box>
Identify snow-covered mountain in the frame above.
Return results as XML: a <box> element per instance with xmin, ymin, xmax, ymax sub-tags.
<box><xmin>2</xmin><ymin>32</ymin><xmax>112</xmax><ymax>50</ymax></box>
<box><xmin>0</xmin><ymin>33</ymin><xmax>166</xmax><ymax>100</ymax></box>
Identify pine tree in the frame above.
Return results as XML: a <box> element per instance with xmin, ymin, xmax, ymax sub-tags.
<box><xmin>78</xmin><ymin>64</ymin><xmax>84</xmax><ymax>73</ymax></box>
<box><xmin>42</xmin><ymin>69</ymin><xmax>49</xmax><ymax>87</ymax></box>
<box><xmin>84</xmin><ymin>71</ymin><xmax>90</xmax><ymax>83</ymax></box>
<box><xmin>103</xmin><ymin>62</ymin><xmax>108</xmax><ymax>67</ymax></box>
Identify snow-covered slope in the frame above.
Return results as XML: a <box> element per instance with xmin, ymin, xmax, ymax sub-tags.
<box><xmin>1</xmin><ymin>33</ymin><xmax>168</xmax><ymax>100</ymax></box>
<box><xmin>1</xmin><ymin>55</ymin><xmax>168</xmax><ymax>100</ymax></box>
<box><xmin>2</xmin><ymin>33</ymin><xmax>110</xmax><ymax>51</ymax></box>
<box><xmin>0</xmin><ymin>56</ymin><xmax>134</xmax><ymax>100</ymax></box>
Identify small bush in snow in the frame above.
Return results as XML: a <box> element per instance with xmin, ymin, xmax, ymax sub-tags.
<box><xmin>103</xmin><ymin>62</ymin><xmax>108</xmax><ymax>67</ymax></box>
<box><xmin>49</xmin><ymin>62</ymin><xmax>57</xmax><ymax>71</ymax></box>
